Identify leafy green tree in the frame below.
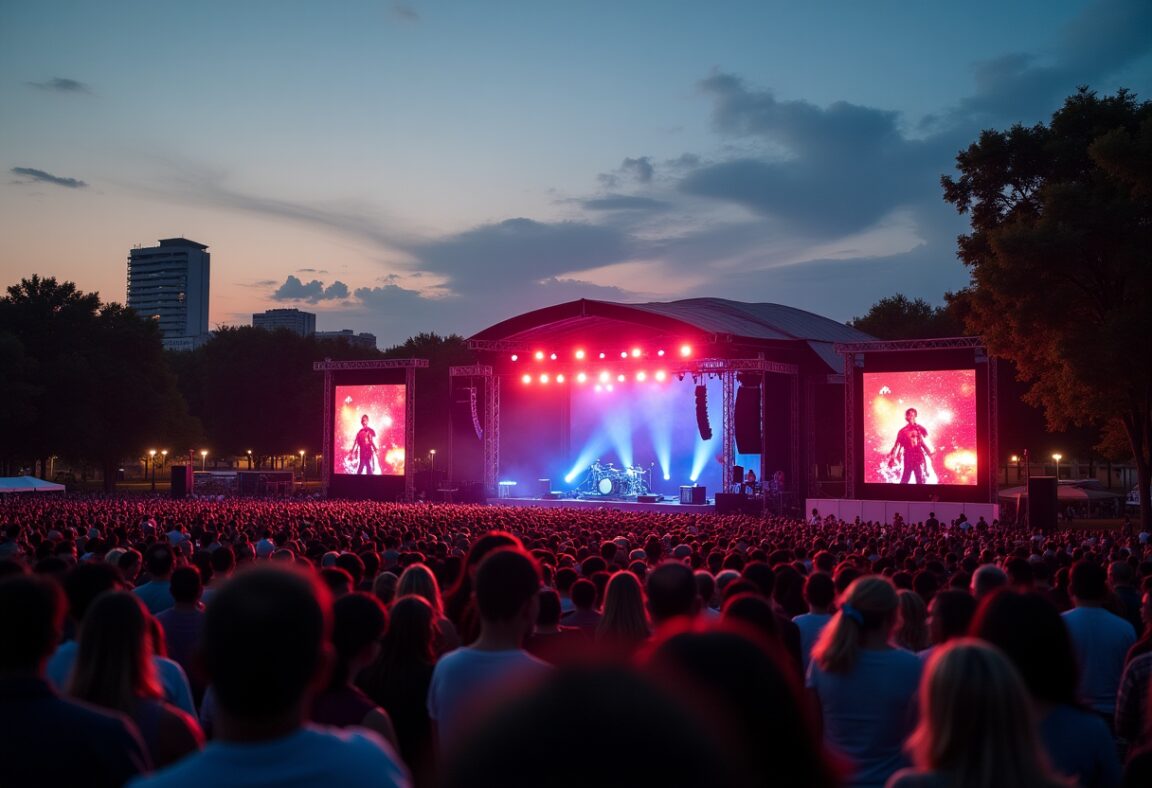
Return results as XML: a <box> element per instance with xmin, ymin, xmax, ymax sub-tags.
<box><xmin>942</xmin><ymin>88</ymin><xmax>1152</xmax><ymax>527</ymax></box>
<box><xmin>849</xmin><ymin>294</ymin><xmax>963</xmax><ymax>340</ymax></box>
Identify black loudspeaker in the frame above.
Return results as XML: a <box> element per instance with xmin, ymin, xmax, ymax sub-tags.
<box><xmin>732</xmin><ymin>465</ymin><xmax>744</xmax><ymax>485</ymax></box>
<box><xmin>680</xmin><ymin>485</ymin><xmax>706</xmax><ymax>505</ymax></box>
<box><xmin>695</xmin><ymin>385</ymin><xmax>712</xmax><ymax>440</ymax></box>
<box><xmin>170</xmin><ymin>465</ymin><xmax>191</xmax><ymax>499</ymax></box>
<box><xmin>1028</xmin><ymin>476</ymin><xmax>1058</xmax><ymax>532</ymax></box>
<box><xmin>637</xmin><ymin>494</ymin><xmax>659</xmax><ymax>503</ymax></box>
<box><xmin>734</xmin><ymin>383</ymin><xmax>761</xmax><ymax>454</ymax></box>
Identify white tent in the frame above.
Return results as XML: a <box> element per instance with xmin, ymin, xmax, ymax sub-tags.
<box><xmin>0</xmin><ymin>476</ymin><xmax>66</xmax><ymax>493</ymax></box>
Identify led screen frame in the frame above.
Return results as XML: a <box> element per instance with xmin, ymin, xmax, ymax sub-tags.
<box><xmin>333</xmin><ymin>383</ymin><xmax>406</xmax><ymax>476</ymax></box>
<box><xmin>325</xmin><ymin>367</ymin><xmax>411</xmax><ymax>500</ymax></box>
<box><xmin>851</xmin><ymin>347</ymin><xmax>993</xmax><ymax>503</ymax></box>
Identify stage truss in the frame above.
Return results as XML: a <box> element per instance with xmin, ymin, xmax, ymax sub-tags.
<box><xmin>460</xmin><ymin>352</ymin><xmax>799</xmax><ymax>501</ymax></box>
<box><xmin>314</xmin><ymin>358</ymin><xmax>429</xmax><ymax>500</ymax></box>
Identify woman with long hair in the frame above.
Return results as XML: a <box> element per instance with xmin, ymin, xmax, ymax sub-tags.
<box><xmin>398</xmin><ymin>563</ymin><xmax>461</xmax><ymax>654</ymax></box>
<box><xmin>893</xmin><ymin>589</ymin><xmax>930</xmax><ymax>653</ymax></box>
<box><xmin>970</xmin><ymin>590</ymin><xmax>1120</xmax><ymax>787</ymax></box>
<box><xmin>358</xmin><ymin>594</ymin><xmax>440</xmax><ymax>786</ymax></box>
<box><xmin>808</xmin><ymin>576</ymin><xmax>921</xmax><ymax>788</ymax></box>
<box><xmin>595</xmin><ymin>570</ymin><xmax>650</xmax><ymax>656</ymax></box>
<box><xmin>889</xmin><ymin>639</ymin><xmax>1069</xmax><ymax>788</ymax></box>
<box><xmin>68</xmin><ymin>591</ymin><xmax>202</xmax><ymax>768</ymax></box>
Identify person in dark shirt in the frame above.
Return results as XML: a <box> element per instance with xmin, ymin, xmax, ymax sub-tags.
<box><xmin>887</xmin><ymin>408</ymin><xmax>934</xmax><ymax>484</ymax></box>
<box><xmin>0</xmin><ymin>574</ymin><xmax>150</xmax><ymax>787</ymax></box>
<box><xmin>352</xmin><ymin>414</ymin><xmax>377</xmax><ymax>475</ymax></box>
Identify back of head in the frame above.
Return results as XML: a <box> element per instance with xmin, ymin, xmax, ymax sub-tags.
<box><xmin>1069</xmin><ymin>560</ymin><xmax>1107</xmax><ymax>602</ymax></box>
<box><xmin>536</xmin><ymin>588</ymin><xmax>562</xmax><ymax>627</ymax></box>
<box><xmin>971</xmin><ymin>564</ymin><xmax>1008</xmax><ymax>598</ymax></box>
<box><xmin>71</xmin><ymin>591</ymin><xmax>158</xmax><ymax>712</ymax></box>
<box><xmin>203</xmin><ymin>565</ymin><xmax>330</xmax><ymax>718</ymax></box>
<box><xmin>380</xmin><ymin>594</ymin><xmax>436</xmax><ymax>666</ymax></box>
<box><xmin>169</xmin><ymin>566</ymin><xmax>202</xmax><ymax>605</ymax></box>
<box><xmin>474</xmin><ymin>548</ymin><xmax>541</xmax><ymax>623</ymax></box>
<box><xmin>144</xmin><ymin>543</ymin><xmax>174</xmax><ymax>578</ymax></box>
<box><xmin>63</xmin><ymin>562</ymin><xmax>124</xmax><ymax>622</ymax></box>
<box><xmin>569</xmin><ymin>578</ymin><xmax>596</xmax><ymax>611</ymax></box>
<box><xmin>0</xmin><ymin>575</ymin><xmax>65</xmax><ymax>673</ymax></box>
<box><xmin>812</xmin><ymin>576</ymin><xmax>898</xmax><ymax>674</ymax></box>
<box><xmin>330</xmin><ymin>592</ymin><xmax>387</xmax><ymax>687</ymax></box>
<box><xmin>441</xmin><ymin>666</ymin><xmax>746</xmax><ymax>788</ymax></box>
<box><xmin>929</xmin><ymin>590</ymin><xmax>977</xmax><ymax>644</ymax></box>
<box><xmin>910</xmin><ymin>640</ymin><xmax>1056</xmax><ymax>787</ymax></box>
<box><xmin>398</xmin><ymin>563</ymin><xmax>443</xmax><ymax>614</ymax></box>
<box><xmin>969</xmin><ymin>590</ymin><xmax>1078</xmax><ymax>706</ymax></box>
<box><xmin>803</xmin><ymin>572</ymin><xmax>835</xmax><ymax>609</ymax></box>
<box><xmin>646</xmin><ymin>561</ymin><xmax>699</xmax><ymax>624</ymax></box>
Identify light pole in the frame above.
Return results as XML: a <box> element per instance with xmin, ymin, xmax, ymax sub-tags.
<box><xmin>201</xmin><ymin>449</ymin><xmax>208</xmax><ymax>471</ymax></box>
<box><xmin>430</xmin><ymin>449</ymin><xmax>437</xmax><ymax>481</ymax></box>
<box><xmin>299</xmin><ymin>450</ymin><xmax>306</xmax><ymax>481</ymax></box>
<box><xmin>246</xmin><ymin>449</ymin><xmax>253</xmax><ymax>469</ymax></box>
<box><xmin>1010</xmin><ymin>454</ymin><xmax>1019</xmax><ymax>484</ymax></box>
<box><xmin>149</xmin><ymin>449</ymin><xmax>157</xmax><ymax>492</ymax></box>
<box><xmin>1052</xmin><ymin>453</ymin><xmax>1062</xmax><ymax>481</ymax></box>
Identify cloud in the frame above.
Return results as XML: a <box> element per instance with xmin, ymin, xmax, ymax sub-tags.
<box><xmin>296</xmin><ymin>268</ymin><xmax>329</xmax><ymax>274</ymax></box>
<box><xmin>10</xmin><ymin>167</ymin><xmax>88</xmax><ymax>189</ymax></box>
<box><xmin>409</xmin><ymin>218</ymin><xmax>635</xmax><ymax>292</ymax></box>
<box><xmin>582</xmin><ymin>195</ymin><xmax>669</xmax><ymax>212</ymax></box>
<box><xmin>26</xmin><ymin>77</ymin><xmax>91</xmax><ymax>93</ymax></box>
<box><xmin>621</xmin><ymin>156</ymin><xmax>655</xmax><ymax>183</ymax></box>
<box><xmin>272</xmin><ymin>275</ymin><xmax>350</xmax><ymax>303</ymax></box>
<box><xmin>392</xmin><ymin>2</ymin><xmax>420</xmax><ymax>21</ymax></box>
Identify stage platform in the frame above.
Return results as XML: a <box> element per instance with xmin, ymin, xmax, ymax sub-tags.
<box><xmin>487</xmin><ymin>495</ymin><xmax>715</xmax><ymax>515</ymax></box>
<box><xmin>805</xmin><ymin>498</ymin><xmax>1000</xmax><ymax>525</ymax></box>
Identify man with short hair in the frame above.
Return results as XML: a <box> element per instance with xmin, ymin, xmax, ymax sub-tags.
<box><xmin>131</xmin><ymin>565</ymin><xmax>409</xmax><ymax>787</ymax></box>
<box><xmin>428</xmin><ymin>548</ymin><xmax>549</xmax><ymax>752</ymax></box>
<box><xmin>1062</xmin><ymin>560</ymin><xmax>1137</xmax><ymax>722</ymax></box>
<box><xmin>645</xmin><ymin>561</ymin><xmax>700</xmax><ymax>630</ymax></box>
<box><xmin>134</xmin><ymin>542</ymin><xmax>176</xmax><ymax>614</ymax></box>
<box><xmin>0</xmin><ymin>575</ymin><xmax>150</xmax><ymax>787</ymax></box>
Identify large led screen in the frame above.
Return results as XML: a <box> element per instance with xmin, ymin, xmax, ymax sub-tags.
<box><xmin>333</xmin><ymin>384</ymin><xmax>406</xmax><ymax>476</ymax></box>
<box><xmin>862</xmin><ymin>369</ymin><xmax>977</xmax><ymax>486</ymax></box>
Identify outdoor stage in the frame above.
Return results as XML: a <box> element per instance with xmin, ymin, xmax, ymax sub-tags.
<box><xmin>487</xmin><ymin>495</ymin><xmax>715</xmax><ymax>514</ymax></box>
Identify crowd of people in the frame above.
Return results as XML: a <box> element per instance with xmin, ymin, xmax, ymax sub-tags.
<box><xmin>1</xmin><ymin>495</ymin><xmax>1151</xmax><ymax>787</ymax></box>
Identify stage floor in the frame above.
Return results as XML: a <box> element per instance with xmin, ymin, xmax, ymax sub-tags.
<box><xmin>487</xmin><ymin>495</ymin><xmax>715</xmax><ymax>514</ymax></box>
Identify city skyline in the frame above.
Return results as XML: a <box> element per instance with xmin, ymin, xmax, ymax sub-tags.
<box><xmin>2</xmin><ymin>1</ymin><xmax>1150</xmax><ymax>348</ymax></box>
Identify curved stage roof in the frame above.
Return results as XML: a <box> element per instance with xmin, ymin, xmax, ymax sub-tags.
<box><xmin>471</xmin><ymin>298</ymin><xmax>873</xmax><ymax>374</ymax></box>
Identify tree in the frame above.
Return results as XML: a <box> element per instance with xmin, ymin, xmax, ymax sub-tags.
<box><xmin>849</xmin><ymin>294</ymin><xmax>963</xmax><ymax>340</ymax></box>
<box><xmin>0</xmin><ymin>276</ymin><xmax>197</xmax><ymax>487</ymax></box>
<box><xmin>942</xmin><ymin>88</ymin><xmax>1152</xmax><ymax>528</ymax></box>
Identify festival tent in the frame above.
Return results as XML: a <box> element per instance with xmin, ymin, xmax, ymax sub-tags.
<box><xmin>0</xmin><ymin>476</ymin><xmax>66</xmax><ymax>493</ymax></box>
<box><xmin>998</xmin><ymin>481</ymin><xmax>1123</xmax><ymax>516</ymax></box>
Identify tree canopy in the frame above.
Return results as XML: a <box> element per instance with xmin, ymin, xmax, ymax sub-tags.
<box><xmin>942</xmin><ymin>87</ymin><xmax>1152</xmax><ymax>526</ymax></box>
<box><xmin>848</xmin><ymin>294</ymin><xmax>963</xmax><ymax>340</ymax></box>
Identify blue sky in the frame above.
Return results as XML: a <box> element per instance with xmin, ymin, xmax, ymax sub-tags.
<box><xmin>2</xmin><ymin>0</ymin><xmax>1149</xmax><ymax>347</ymax></box>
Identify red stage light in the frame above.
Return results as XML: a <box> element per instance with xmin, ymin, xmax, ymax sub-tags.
<box><xmin>511</xmin><ymin>354</ymin><xmax>519</xmax><ymax>361</ymax></box>
<box><xmin>655</xmin><ymin>370</ymin><xmax>667</xmax><ymax>381</ymax></box>
<box><xmin>521</xmin><ymin>374</ymin><xmax>532</xmax><ymax>384</ymax></box>
<box><xmin>575</xmin><ymin>349</ymin><xmax>586</xmax><ymax>360</ymax></box>
<box><xmin>595</xmin><ymin>384</ymin><xmax>603</xmax><ymax>393</ymax></box>
<box><xmin>556</xmin><ymin>373</ymin><xmax>565</xmax><ymax>383</ymax></box>
<box><xmin>606</xmin><ymin>384</ymin><xmax>614</xmax><ymax>392</ymax></box>
<box><xmin>636</xmin><ymin>371</ymin><xmax>647</xmax><ymax>382</ymax></box>
<box><xmin>680</xmin><ymin>344</ymin><xmax>692</xmax><ymax>357</ymax></box>
<box><xmin>598</xmin><ymin>352</ymin><xmax>605</xmax><ymax>359</ymax></box>
<box><xmin>657</xmin><ymin>349</ymin><xmax>665</xmax><ymax>357</ymax></box>
<box><xmin>617</xmin><ymin>373</ymin><xmax>626</xmax><ymax>382</ymax></box>
<box><xmin>539</xmin><ymin>373</ymin><xmax>549</xmax><ymax>384</ymax></box>
<box><xmin>534</xmin><ymin>350</ymin><xmax>545</xmax><ymax>361</ymax></box>
<box><xmin>631</xmin><ymin>348</ymin><xmax>641</xmax><ymax>358</ymax></box>
<box><xmin>598</xmin><ymin>371</ymin><xmax>610</xmax><ymax>383</ymax></box>
<box><xmin>620</xmin><ymin>351</ymin><xmax>628</xmax><ymax>358</ymax></box>
<box><xmin>550</xmin><ymin>353</ymin><xmax>557</xmax><ymax>360</ymax></box>
<box><xmin>576</xmin><ymin>372</ymin><xmax>588</xmax><ymax>383</ymax></box>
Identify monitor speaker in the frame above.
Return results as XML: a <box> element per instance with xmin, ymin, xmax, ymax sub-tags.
<box><xmin>1028</xmin><ymin>476</ymin><xmax>1058</xmax><ymax>532</ymax></box>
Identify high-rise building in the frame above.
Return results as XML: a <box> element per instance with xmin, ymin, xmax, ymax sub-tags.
<box><xmin>315</xmin><ymin>329</ymin><xmax>378</xmax><ymax>350</ymax></box>
<box><xmin>127</xmin><ymin>238</ymin><xmax>211</xmax><ymax>351</ymax></box>
<box><xmin>253</xmin><ymin>308</ymin><xmax>316</xmax><ymax>336</ymax></box>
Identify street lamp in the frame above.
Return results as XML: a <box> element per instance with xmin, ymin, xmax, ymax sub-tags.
<box><xmin>149</xmin><ymin>449</ymin><xmax>157</xmax><ymax>492</ymax></box>
<box><xmin>1010</xmin><ymin>454</ymin><xmax>1019</xmax><ymax>483</ymax></box>
<box><xmin>246</xmin><ymin>449</ymin><xmax>253</xmax><ymax>469</ymax></box>
<box><xmin>299</xmin><ymin>450</ymin><xmax>306</xmax><ymax>481</ymax></box>
<box><xmin>200</xmin><ymin>449</ymin><xmax>208</xmax><ymax>471</ymax></box>
<box><xmin>1052</xmin><ymin>453</ymin><xmax>1062</xmax><ymax>480</ymax></box>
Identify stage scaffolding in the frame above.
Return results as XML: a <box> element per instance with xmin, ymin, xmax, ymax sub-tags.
<box><xmin>313</xmin><ymin>358</ymin><xmax>428</xmax><ymax>501</ymax></box>
<box><xmin>461</xmin><ymin>345</ymin><xmax>799</xmax><ymax>502</ymax></box>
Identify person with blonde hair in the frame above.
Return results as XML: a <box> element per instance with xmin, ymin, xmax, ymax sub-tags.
<box><xmin>68</xmin><ymin>591</ymin><xmax>202</xmax><ymax>768</ymax></box>
<box><xmin>808</xmin><ymin>575</ymin><xmax>921</xmax><ymax>787</ymax></box>
<box><xmin>888</xmin><ymin>639</ymin><xmax>1069</xmax><ymax>788</ymax></box>
<box><xmin>894</xmin><ymin>590</ymin><xmax>930</xmax><ymax>653</ymax></box>
<box><xmin>398</xmin><ymin>563</ymin><xmax>460</xmax><ymax>654</ymax></box>
<box><xmin>596</xmin><ymin>570</ymin><xmax>651</xmax><ymax>656</ymax></box>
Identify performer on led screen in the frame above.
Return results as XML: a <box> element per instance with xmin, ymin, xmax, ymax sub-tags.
<box><xmin>887</xmin><ymin>408</ymin><xmax>935</xmax><ymax>484</ymax></box>
<box><xmin>350</xmin><ymin>414</ymin><xmax>377</xmax><ymax>475</ymax></box>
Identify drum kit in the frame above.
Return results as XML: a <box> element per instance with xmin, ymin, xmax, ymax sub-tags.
<box><xmin>579</xmin><ymin>460</ymin><xmax>652</xmax><ymax>499</ymax></box>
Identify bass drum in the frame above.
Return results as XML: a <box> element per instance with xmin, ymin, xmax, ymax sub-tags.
<box><xmin>597</xmin><ymin>477</ymin><xmax>619</xmax><ymax>496</ymax></box>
